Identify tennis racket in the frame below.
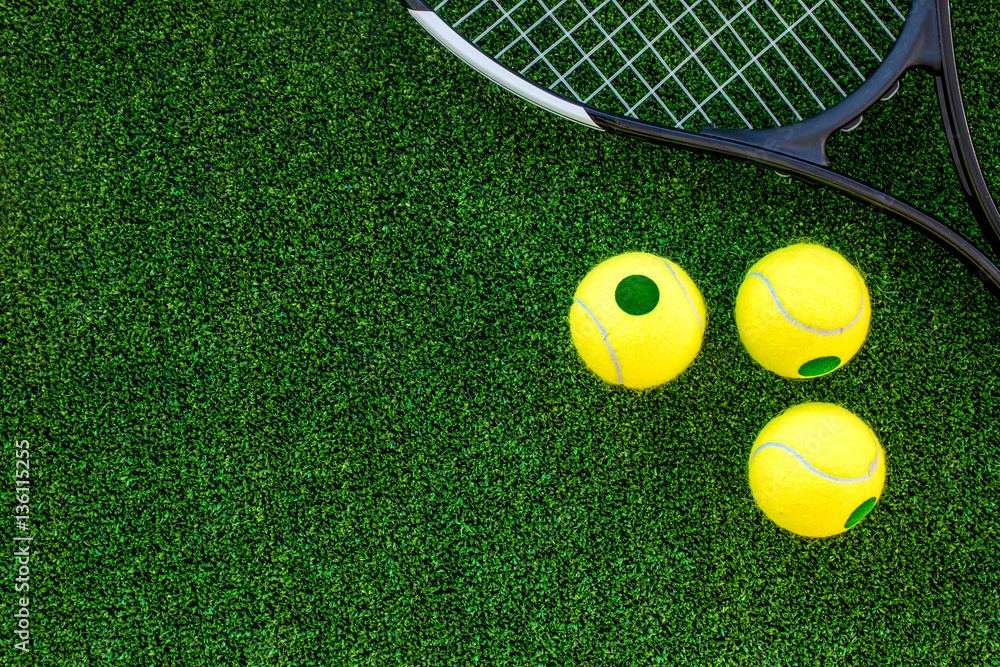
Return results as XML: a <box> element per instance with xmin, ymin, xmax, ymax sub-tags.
<box><xmin>404</xmin><ymin>0</ymin><xmax>1000</xmax><ymax>293</ymax></box>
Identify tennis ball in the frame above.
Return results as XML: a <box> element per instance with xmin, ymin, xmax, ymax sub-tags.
<box><xmin>569</xmin><ymin>252</ymin><xmax>706</xmax><ymax>389</ymax></box>
<box><xmin>735</xmin><ymin>243</ymin><xmax>870</xmax><ymax>378</ymax></box>
<box><xmin>749</xmin><ymin>402</ymin><xmax>885</xmax><ymax>538</ymax></box>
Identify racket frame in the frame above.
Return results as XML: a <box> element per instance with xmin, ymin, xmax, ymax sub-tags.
<box><xmin>405</xmin><ymin>0</ymin><xmax>1000</xmax><ymax>294</ymax></box>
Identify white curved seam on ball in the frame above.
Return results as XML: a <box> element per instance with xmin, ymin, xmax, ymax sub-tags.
<box><xmin>574</xmin><ymin>298</ymin><xmax>623</xmax><ymax>384</ymax></box>
<box><xmin>660</xmin><ymin>258</ymin><xmax>703</xmax><ymax>333</ymax></box>
<box><xmin>749</xmin><ymin>271</ymin><xmax>863</xmax><ymax>335</ymax></box>
<box><xmin>750</xmin><ymin>440</ymin><xmax>879</xmax><ymax>483</ymax></box>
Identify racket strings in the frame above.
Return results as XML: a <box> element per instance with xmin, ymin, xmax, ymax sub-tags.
<box><xmin>435</xmin><ymin>0</ymin><xmax>906</xmax><ymax>129</ymax></box>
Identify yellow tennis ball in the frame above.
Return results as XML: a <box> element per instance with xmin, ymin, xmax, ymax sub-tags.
<box><xmin>735</xmin><ymin>243</ymin><xmax>870</xmax><ymax>378</ymax></box>
<box><xmin>569</xmin><ymin>252</ymin><xmax>706</xmax><ymax>389</ymax></box>
<box><xmin>748</xmin><ymin>402</ymin><xmax>886</xmax><ymax>538</ymax></box>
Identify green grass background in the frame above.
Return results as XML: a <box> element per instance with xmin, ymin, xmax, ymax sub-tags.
<box><xmin>3</xmin><ymin>0</ymin><xmax>999</xmax><ymax>664</ymax></box>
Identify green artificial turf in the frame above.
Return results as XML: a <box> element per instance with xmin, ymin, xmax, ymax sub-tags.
<box><xmin>2</xmin><ymin>0</ymin><xmax>999</xmax><ymax>665</ymax></box>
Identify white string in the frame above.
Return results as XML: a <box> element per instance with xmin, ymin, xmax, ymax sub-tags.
<box><xmin>829</xmin><ymin>0</ymin><xmax>886</xmax><ymax>62</ymax></box>
<box><xmin>689</xmin><ymin>0</ymin><xmax>782</xmax><ymax>125</ymax></box>
<box><xmin>701</xmin><ymin>0</ymin><xmax>801</xmax><ymax>125</ymax></box>
<box><xmin>668</xmin><ymin>1</ymin><xmax>756</xmax><ymax>127</ymax></box>
<box><xmin>436</xmin><ymin>0</ymin><xmax>906</xmax><ymax>129</ymax></box>
<box><xmin>570</xmin><ymin>1</ymin><xmax>704</xmax><ymax>124</ymax></box>
<box><xmin>536</xmin><ymin>0</ymin><xmax>668</xmax><ymax>117</ymax></box>
<box><xmin>796</xmin><ymin>0</ymin><xmax>869</xmax><ymax>83</ymax></box>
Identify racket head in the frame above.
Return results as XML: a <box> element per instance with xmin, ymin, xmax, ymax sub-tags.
<box><xmin>406</xmin><ymin>0</ymin><xmax>1000</xmax><ymax>294</ymax></box>
<box><xmin>405</xmin><ymin>0</ymin><xmax>923</xmax><ymax>145</ymax></box>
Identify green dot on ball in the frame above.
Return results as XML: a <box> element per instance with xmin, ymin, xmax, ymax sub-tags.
<box><xmin>845</xmin><ymin>497</ymin><xmax>878</xmax><ymax>529</ymax></box>
<box><xmin>798</xmin><ymin>356</ymin><xmax>841</xmax><ymax>377</ymax></box>
<box><xmin>615</xmin><ymin>274</ymin><xmax>659</xmax><ymax>316</ymax></box>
